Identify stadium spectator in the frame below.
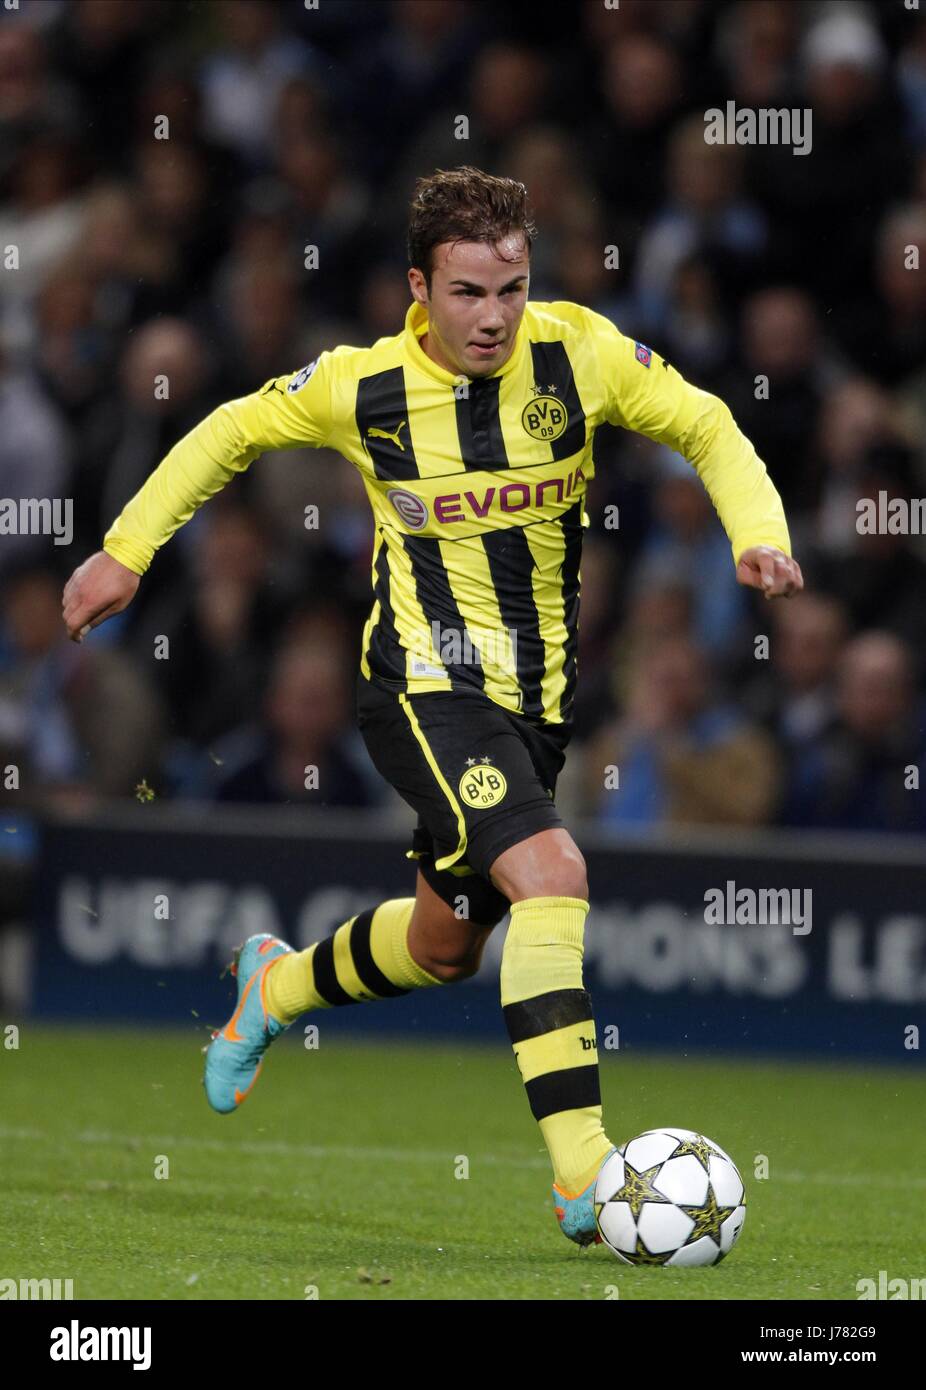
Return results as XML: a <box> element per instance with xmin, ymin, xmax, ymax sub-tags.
<box><xmin>390</xmin><ymin>41</ymin><xmax>554</xmax><ymax>222</ymax></box>
<box><xmin>129</xmin><ymin>502</ymin><xmax>295</xmax><ymax>755</ymax></box>
<box><xmin>205</xmin><ymin>632</ymin><xmax>377</xmax><ymax>808</ymax></box>
<box><xmin>0</xmin><ymin>346</ymin><xmax>71</xmax><ymax>578</ymax></box>
<box><xmin>586</xmin><ymin>634</ymin><xmax>780</xmax><ymax>828</ymax></box>
<box><xmin>835</xmin><ymin>203</ymin><xmax>926</xmax><ymax>386</ymax></box>
<box><xmin>631</xmin><ymin>114</ymin><xmax>768</xmax><ymax>338</ymax></box>
<box><xmin>780</xmin><ymin>631</ymin><xmax>926</xmax><ymax>833</ymax></box>
<box><xmin>714</xmin><ymin>0</ymin><xmax>800</xmax><ymax>107</ymax></box>
<box><xmin>0</xmin><ymin>128</ymin><xmax>90</xmax><ymax>357</ymax></box>
<box><xmin>749</xmin><ymin>7</ymin><xmax>908</xmax><ymax>304</ymax></box>
<box><xmin>811</xmin><ymin>441</ymin><xmax>926</xmax><ymax>670</ymax></box>
<box><xmin>0</xmin><ymin>24</ymin><xmax>79</xmax><ymax>181</ymax></box>
<box><xmin>589</xmin><ymin>31</ymin><xmax>686</xmax><ymax>230</ymax></box>
<box><xmin>198</xmin><ymin>0</ymin><xmax>324</xmax><ymax>170</ymax></box>
<box><xmin>0</xmin><ymin>563</ymin><xmax>165</xmax><ymax>804</ymax></box>
<box><xmin>810</xmin><ymin>378</ymin><xmax>904</xmax><ymax>556</ymax></box>
<box><xmin>741</xmin><ymin>591</ymin><xmax>849</xmax><ymax>749</ymax></box>
<box><xmin>718</xmin><ymin>287</ymin><xmax>834</xmax><ymax>518</ymax></box>
<box><xmin>652</xmin><ymin>253</ymin><xmax>732</xmax><ymax>385</ymax></box>
<box><xmin>631</xmin><ymin>446</ymin><xmax>749</xmax><ymax>664</ymax></box>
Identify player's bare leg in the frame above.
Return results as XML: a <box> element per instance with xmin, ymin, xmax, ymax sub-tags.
<box><xmin>407</xmin><ymin>869</ymin><xmax>498</xmax><ymax>981</ymax></box>
<box><xmin>490</xmin><ymin>827</ymin><xmax>588</xmax><ymax>903</ymax></box>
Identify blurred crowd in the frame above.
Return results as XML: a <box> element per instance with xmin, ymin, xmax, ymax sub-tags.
<box><xmin>2</xmin><ymin>0</ymin><xmax>926</xmax><ymax>836</ymax></box>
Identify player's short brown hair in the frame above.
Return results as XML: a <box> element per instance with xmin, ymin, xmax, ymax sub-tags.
<box><xmin>407</xmin><ymin>166</ymin><xmax>537</xmax><ymax>289</ymax></box>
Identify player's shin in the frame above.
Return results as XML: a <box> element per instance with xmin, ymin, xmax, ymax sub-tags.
<box><xmin>500</xmin><ymin>896</ymin><xmax>612</xmax><ymax>1194</ymax></box>
<box><xmin>262</xmin><ymin>897</ymin><xmax>441</xmax><ymax>1023</ymax></box>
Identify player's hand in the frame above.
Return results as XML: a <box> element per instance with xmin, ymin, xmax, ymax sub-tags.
<box><xmin>736</xmin><ymin>546</ymin><xmax>803</xmax><ymax>599</ymax></box>
<box><xmin>62</xmin><ymin>549</ymin><xmax>140</xmax><ymax>642</ymax></box>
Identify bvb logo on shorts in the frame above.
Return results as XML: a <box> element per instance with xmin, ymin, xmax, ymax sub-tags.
<box><xmin>459</xmin><ymin>761</ymin><xmax>508</xmax><ymax>808</ymax></box>
<box><xmin>521</xmin><ymin>394</ymin><xmax>568</xmax><ymax>442</ymax></box>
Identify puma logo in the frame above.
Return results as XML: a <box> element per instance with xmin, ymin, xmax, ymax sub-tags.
<box><xmin>368</xmin><ymin>420</ymin><xmax>407</xmax><ymax>451</ymax></box>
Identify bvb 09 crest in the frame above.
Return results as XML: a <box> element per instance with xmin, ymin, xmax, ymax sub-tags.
<box><xmin>459</xmin><ymin>764</ymin><xmax>508</xmax><ymax>808</ymax></box>
<box><xmin>521</xmin><ymin>394</ymin><xmax>568</xmax><ymax>442</ymax></box>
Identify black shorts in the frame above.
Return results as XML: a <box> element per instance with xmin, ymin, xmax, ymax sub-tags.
<box><xmin>355</xmin><ymin>671</ymin><xmax>572</xmax><ymax>924</ymax></box>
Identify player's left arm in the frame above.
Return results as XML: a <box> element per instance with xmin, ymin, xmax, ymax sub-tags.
<box><xmin>588</xmin><ymin>310</ymin><xmax>803</xmax><ymax>599</ymax></box>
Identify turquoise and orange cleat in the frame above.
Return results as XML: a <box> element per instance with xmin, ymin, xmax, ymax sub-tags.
<box><xmin>553</xmin><ymin>1146</ymin><xmax>618</xmax><ymax>1246</ymax></box>
<box><xmin>204</xmin><ymin>934</ymin><xmax>294</xmax><ymax>1114</ymax></box>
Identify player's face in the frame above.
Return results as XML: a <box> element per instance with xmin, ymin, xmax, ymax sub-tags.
<box><xmin>409</xmin><ymin>235</ymin><xmax>530</xmax><ymax>379</ymax></box>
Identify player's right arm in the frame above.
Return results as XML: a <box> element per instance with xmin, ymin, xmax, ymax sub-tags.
<box><xmin>62</xmin><ymin>356</ymin><xmax>334</xmax><ymax>642</ymax></box>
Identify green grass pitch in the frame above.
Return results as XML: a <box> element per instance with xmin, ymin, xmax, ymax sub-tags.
<box><xmin>1</xmin><ymin>1026</ymin><xmax>923</xmax><ymax>1300</ymax></box>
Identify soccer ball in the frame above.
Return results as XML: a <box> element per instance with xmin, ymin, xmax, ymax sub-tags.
<box><xmin>594</xmin><ymin>1127</ymin><xmax>746</xmax><ymax>1266</ymax></box>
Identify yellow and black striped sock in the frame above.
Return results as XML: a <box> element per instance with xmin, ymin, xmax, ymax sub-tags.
<box><xmin>263</xmin><ymin>898</ymin><xmax>441</xmax><ymax>1023</ymax></box>
<box><xmin>500</xmin><ymin>896</ymin><xmax>612</xmax><ymax>1195</ymax></box>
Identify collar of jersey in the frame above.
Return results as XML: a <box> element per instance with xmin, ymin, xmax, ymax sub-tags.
<box><xmin>403</xmin><ymin>300</ymin><xmax>527</xmax><ymax>385</ymax></box>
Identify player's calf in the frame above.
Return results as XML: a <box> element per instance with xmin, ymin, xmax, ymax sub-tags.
<box><xmin>406</xmin><ymin>873</ymin><xmax>502</xmax><ymax>981</ymax></box>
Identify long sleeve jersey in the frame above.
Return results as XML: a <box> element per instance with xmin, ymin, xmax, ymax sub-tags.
<box><xmin>103</xmin><ymin>299</ymin><xmax>790</xmax><ymax>724</ymax></box>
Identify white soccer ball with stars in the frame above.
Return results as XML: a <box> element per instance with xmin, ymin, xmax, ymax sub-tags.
<box><xmin>594</xmin><ymin>1127</ymin><xmax>746</xmax><ymax>1266</ymax></box>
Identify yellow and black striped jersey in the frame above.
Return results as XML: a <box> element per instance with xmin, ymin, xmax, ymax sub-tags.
<box><xmin>104</xmin><ymin>298</ymin><xmax>790</xmax><ymax>725</ymax></box>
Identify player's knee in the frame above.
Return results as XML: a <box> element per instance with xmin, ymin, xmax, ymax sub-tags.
<box><xmin>417</xmin><ymin>921</ymin><xmax>494</xmax><ymax>983</ymax></box>
<box><xmin>545</xmin><ymin>843</ymin><xmax>588</xmax><ymax>902</ymax></box>
<box><xmin>492</xmin><ymin>835</ymin><xmax>588</xmax><ymax>903</ymax></box>
<box><xmin>423</xmin><ymin>951</ymin><xmax>482</xmax><ymax>984</ymax></box>
<box><xmin>411</xmin><ymin>927</ymin><xmax>474</xmax><ymax>981</ymax></box>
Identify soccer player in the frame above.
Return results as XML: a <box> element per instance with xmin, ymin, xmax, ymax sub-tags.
<box><xmin>61</xmin><ymin>166</ymin><xmax>802</xmax><ymax>1246</ymax></box>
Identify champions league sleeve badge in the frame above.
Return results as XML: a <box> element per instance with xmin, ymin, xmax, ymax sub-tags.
<box><xmin>287</xmin><ymin>359</ymin><xmax>319</xmax><ymax>393</ymax></box>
